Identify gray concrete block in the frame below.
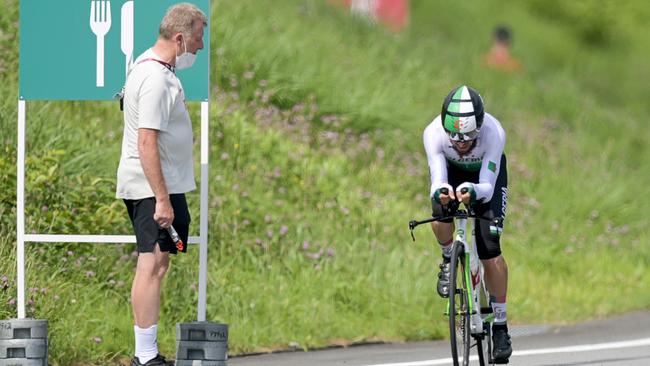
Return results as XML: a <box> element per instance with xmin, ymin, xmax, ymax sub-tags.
<box><xmin>0</xmin><ymin>320</ymin><xmax>47</xmax><ymax>340</ymax></box>
<box><xmin>0</xmin><ymin>339</ymin><xmax>47</xmax><ymax>359</ymax></box>
<box><xmin>176</xmin><ymin>322</ymin><xmax>228</xmax><ymax>342</ymax></box>
<box><xmin>0</xmin><ymin>358</ymin><xmax>45</xmax><ymax>366</ymax></box>
<box><xmin>176</xmin><ymin>340</ymin><xmax>227</xmax><ymax>361</ymax></box>
<box><xmin>175</xmin><ymin>360</ymin><xmax>227</xmax><ymax>366</ymax></box>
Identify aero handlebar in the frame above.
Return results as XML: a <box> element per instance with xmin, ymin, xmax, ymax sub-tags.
<box><xmin>408</xmin><ymin>187</ymin><xmax>489</xmax><ymax>242</ymax></box>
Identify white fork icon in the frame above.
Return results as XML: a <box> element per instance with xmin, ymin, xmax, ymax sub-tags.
<box><xmin>90</xmin><ymin>0</ymin><xmax>112</xmax><ymax>87</ymax></box>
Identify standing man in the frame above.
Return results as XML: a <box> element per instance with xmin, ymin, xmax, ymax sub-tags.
<box><xmin>423</xmin><ymin>85</ymin><xmax>512</xmax><ymax>363</ymax></box>
<box><xmin>116</xmin><ymin>3</ymin><xmax>207</xmax><ymax>365</ymax></box>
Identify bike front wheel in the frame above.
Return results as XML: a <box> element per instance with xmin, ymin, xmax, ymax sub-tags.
<box><xmin>449</xmin><ymin>241</ymin><xmax>470</xmax><ymax>366</ymax></box>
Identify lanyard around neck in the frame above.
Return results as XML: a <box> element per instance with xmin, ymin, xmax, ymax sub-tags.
<box><xmin>137</xmin><ymin>58</ymin><xmax>175</xmax><ymax>73</ymax></box>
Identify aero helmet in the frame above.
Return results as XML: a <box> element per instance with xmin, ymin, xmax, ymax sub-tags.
<box><xmin>441</xmin><ymin>85</ymin><xmax>484</xmax><ymax>141</ymax></box>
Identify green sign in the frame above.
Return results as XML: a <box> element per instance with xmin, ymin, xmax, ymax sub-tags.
<box><xmin>19</xmin><ymin>0</ymin><xmax>210</xmax><ymax>101</ymax></box>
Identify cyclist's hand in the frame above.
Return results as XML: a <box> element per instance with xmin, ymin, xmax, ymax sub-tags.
<box><xmin>432</xmin><ymin>183</ymin><xmax>455</xmax><ymax>205</ymax></box>
<box><xmin>456</xmin><ymin>182</ymin><xmax>476</xmax><ymax>205</ymax></box>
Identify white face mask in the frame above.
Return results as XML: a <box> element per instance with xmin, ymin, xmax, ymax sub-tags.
<box><xmin>175</xmin><ymin>37</ymin><xmax>196</xmax><ymax>70</ymax></box>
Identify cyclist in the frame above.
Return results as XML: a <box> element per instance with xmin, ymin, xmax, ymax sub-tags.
<box><xmin>422</xmin><ymin>85</ymin><xmax>512</xmax><ymax>363</ymax></box>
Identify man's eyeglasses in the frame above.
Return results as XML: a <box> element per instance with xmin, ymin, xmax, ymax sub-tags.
<box><xmin>447</xmin><ymin>129</ymin><xmax>480</xmax><ymax>142</ymax></box>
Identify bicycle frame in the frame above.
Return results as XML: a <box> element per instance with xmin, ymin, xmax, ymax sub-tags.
<box><xmin>452</xmin><ymin>213</ymin><xmax>493</xmax><ymax>335</ymax></box>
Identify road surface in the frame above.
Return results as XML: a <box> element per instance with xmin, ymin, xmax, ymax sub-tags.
<box><xmin>229</xmin><ymin>311</ymin><xmax>650</xmax><ymax>366</ymax></box>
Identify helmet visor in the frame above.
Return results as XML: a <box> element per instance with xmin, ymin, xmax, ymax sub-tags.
<box><xmin>447</xmin><ymin>128</ymin><xmax>480</xmax><ymax>142</ymax></box>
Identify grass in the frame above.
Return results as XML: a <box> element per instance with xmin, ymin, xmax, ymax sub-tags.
<box><xmin>1</xmin><ymin>0</ymin><xmax>650</xmax><ymax>364</ymax></box>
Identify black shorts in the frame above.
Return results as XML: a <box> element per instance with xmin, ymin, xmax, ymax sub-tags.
<box><xmin>432</xmin><ymin>154</ymin><xmax>508</xmax><ymax>260</ymax></box>
<box><xmin>123</xmin><ymin>194</ymin><xmax>191</xmax><ymax>254</ymax></box>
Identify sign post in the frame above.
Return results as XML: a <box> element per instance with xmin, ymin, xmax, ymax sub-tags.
<box><xmin>18</xmin><ymin>0</ymin><xmax>211</xmax><ymax>321</ymax></box>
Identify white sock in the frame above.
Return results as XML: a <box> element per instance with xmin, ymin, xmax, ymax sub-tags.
<box><xmin>134</xmin><ymin>324</ymin><xmax>158</xmax><ymax>364</ymax></box>
<box><xmin>439</xmin><ymin>240</ymin><xmax>453</xmax><ymax>257</ymax></box>
<box><xmin>492</xmin><ymin>302</ymin><xmax>507</xmax><ymax>324</ymax></box>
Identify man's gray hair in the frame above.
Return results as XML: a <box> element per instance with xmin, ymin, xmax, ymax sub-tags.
<box><xmin>159</xmin><ymin>3</ymin><xmax>208</xmax><ymax>39</ymax></box>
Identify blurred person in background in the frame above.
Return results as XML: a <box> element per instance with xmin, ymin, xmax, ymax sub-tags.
<box><xmin>116</xmin><ymin>3</ymin><xmax>207</xmax><ymax>365</ymax></box>
<box><xmin>330</xmin><ymin>0</ymin><xmax>409</xmax><ymax>32</ymax></box>
<box><xmin>423</xmin><ymin>85</ymin><xmax>512</xmax><ymax>363</ymax></box>
<box><xmin>483</xmin><ymin>25</ymin><xmax>523</xmax><ymax>73</ymax></box>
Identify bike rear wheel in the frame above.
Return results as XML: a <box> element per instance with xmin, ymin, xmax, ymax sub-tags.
<box><xmin>476</xmin><ymin>322</ymin><xmax>492</xmax><ymax>365</ymax></box>
<box><xmin>449</xmin><ymin>241</ymin><xmax>470</xmax><ymax>366</ymax></box>
<box><xmin>477</xmin><ymin>281</ymin><xmax>494</xmax><ymax>365</ymax></box>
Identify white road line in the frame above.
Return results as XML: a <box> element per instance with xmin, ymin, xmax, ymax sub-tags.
<box><xmin>513</xmin><ymin>337</ymin><xmax>650</xmax><ymax>356</ymax></box>
<box><xmin>363</xmin><ymin>337</ymin><xmax>650</xmax><ymax>366</ymax></box>
<box><xmin>363</xmin><ymin>358</ymin><xmax>459</xmax><ymax>366</ymax></box>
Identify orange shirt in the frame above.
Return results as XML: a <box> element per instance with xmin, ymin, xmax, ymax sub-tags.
<box><xmin>483</xmin><ymin>47</ymin><xmax>523</xmax><ymax>73</ymax></box>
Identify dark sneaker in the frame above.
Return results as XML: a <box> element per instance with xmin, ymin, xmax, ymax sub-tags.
<box><xmin>492</xmin><ymin>325</ymin><xmax>512</xmax><ymax>363</ymax></box>
<box><xmin>436</xmin><ymin>254</ymin><xmax>451</xmax><ymax>298</ymax></box>
<box><xmin>131</xmin><ymin>354</ymin><xmax>174</xmax><ymax>366</ymax></box>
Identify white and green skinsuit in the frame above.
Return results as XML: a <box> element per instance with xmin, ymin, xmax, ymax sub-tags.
<box><xmin>422</xmin><ymin>112</ymin><xmax>506</xmax><ymax>202</ymax></box>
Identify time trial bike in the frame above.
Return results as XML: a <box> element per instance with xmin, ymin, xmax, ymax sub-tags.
<box><xmin>409</xmin><ymin>196</ymin><xmax>498</xmax><ymax>366</ymax></box>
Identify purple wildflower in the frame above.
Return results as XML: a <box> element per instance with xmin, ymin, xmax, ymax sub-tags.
<box><xmin>327</xmin><ymin>248</ymin><xmax>336</xmax><ymax>257</ymax></box>
<box><xmin>305</xmin><ymin>249</ymin><xmax>323</xmax><ymax>260</ymax></box>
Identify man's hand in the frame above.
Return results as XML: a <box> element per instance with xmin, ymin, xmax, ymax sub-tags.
<box><xmin>456</xmin><ymin>182</ymin><xmax>476</xmax><ymax>205</ymax></box>
<box><xmin>433</xmin><ymin>183</ymin><xmax>455</xmax><ymax>205</ymax></box>
<box><xmin>154</xmin><ymin>197</ymin><xmax>174</xmax><ymax>228</ymax></box>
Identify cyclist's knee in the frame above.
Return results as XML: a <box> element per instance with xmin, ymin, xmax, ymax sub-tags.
<box><xmin>431</xmin><ymin>220</ymin><xmax>453</xmax><ymax>230</ymax></box>
<box><xmin>476</xmin><ymin>235</ymin><xmax>501</xmax><ymax>259</ymax></box>
<box><xmin>476</xmin><ymin>216</ymin><xmax>504</xmax><ymax>259</ymax></box>
<box><xmin>482</xmin><ymin>254</ymin><xmax>507</xmax><ymax>267</ymax></box>
<box><xmin>431</xmin><ymin>221</ymin><xmax>454</xmax><ymax>242</ymax></box>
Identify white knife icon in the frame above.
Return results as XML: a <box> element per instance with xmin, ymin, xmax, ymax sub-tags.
<box><xmin>120</xmin><ymin>1</ymin><xmax>134</xmax><ymax>77</ymax></box>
